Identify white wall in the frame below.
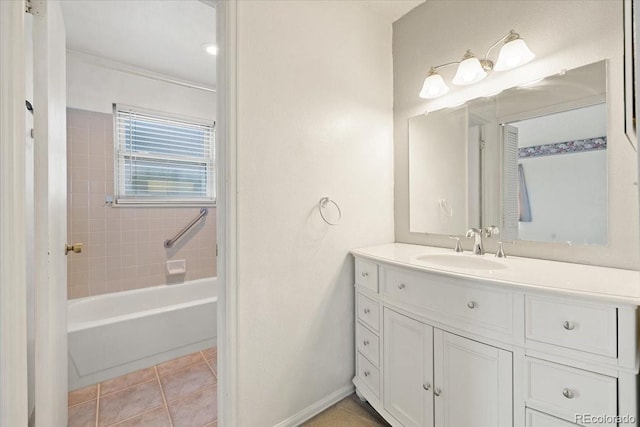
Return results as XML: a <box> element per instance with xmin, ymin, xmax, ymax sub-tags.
<box><xmin>519</xmin><ymin>151</ymin><xmax>607</xmax><ymax>245</ymax></box>
<box><xmin>393</xmin><ymin>1</ymin><xmax>639</xmax><ymax>269</ymax></box>
<box><xmin>515</xmin><ymin>103</ymin><xmax>606</xmax><ymax>147</ymax></box>
<box><xmin>66</xmin><ymin>51</ymin><xmax>216</xmax><ymax>121</ymax></box>
<box><xmin>235</xmin><ymin>1</ymin><xmax>394</xmax><ymax>425</ymax></box>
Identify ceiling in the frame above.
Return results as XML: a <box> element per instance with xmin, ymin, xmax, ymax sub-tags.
<box><xmin>59</xmin><ymin>1</ymin><xmax>217</xmax><ymax>87</ymax></box>
<box><xmin>362</xmin><ymin>0</ymin><xmax>426</xmax><ymax>23</ymax></box>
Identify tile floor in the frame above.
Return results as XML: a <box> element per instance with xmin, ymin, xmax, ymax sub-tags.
<box><xmin>302</xmin><ymin>394</ymin><xmax>390</xmax><ymax>427</ymax></box>
<box><xmin>68</xmin><ymin>347</ymin><xmax>217</xmax><ymax>427</ymax></box>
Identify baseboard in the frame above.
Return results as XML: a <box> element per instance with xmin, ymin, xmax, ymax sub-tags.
<box><xmin>273</xmin><ymin>384</ymin><xmax>355</xmax><ymax>427</ymax></box>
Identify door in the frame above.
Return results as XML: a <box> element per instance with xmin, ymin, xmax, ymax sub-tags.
<box><xmin>33</xmin><ymin>0</ymin><xmax>68</xmax><ymax>425</ymax></box>
<box><xmin>383</xmin><ymin>308</ymin><xmax>434</xmax><ymax>427</ymax></box>
<box><xmin>434</xmin><ymin>330</ymin><xmax>513</xmax><ymax>427</ymax></box>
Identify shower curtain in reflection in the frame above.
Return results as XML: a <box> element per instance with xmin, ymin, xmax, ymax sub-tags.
<box><xmin>518</xmin><ymin>164</ymin><xmax>532</xmax><ymax>222</ymax></box>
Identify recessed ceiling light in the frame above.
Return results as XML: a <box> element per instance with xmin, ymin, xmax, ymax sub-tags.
<box><xmin>203</xmin><ymin>43</ymin><xmax>218</xmax><ymax>56</ymax></box>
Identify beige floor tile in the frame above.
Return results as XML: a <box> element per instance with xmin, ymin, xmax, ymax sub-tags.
<box><xmin>156</xmin><ymin>352</ymin><xmax>204</xmax><ymax>376</ymax></box>
<box><xmin>100</xmin><ymin>367</ymin><xmax>156</xmax><ymax>396</ymax></box>
<box><xmin>69</xmin><ymin>384</ymin><xmax>98</xmax><ymax>407</ymax></box>
<box><xmin>160</xmin><ymin>361</ymin><xmax>216</xmax><ymax>402</ymax></box>
<box><xmin>168</xmin><ymin>386</ymin><xmax>217</xmax><ymax>427</ymax></box>
<box><xmin>201</xmin><ymin>347</ymin><xmax>216</xmax><ymax>361</ymax></box>
<box><xmin>68</xmin><ymin>399</ymin><xmax>97</xmax><ymax>427</ymax></box>
<box><xmin>110</xmin><ymin>406</ymin><xmax>172</xmax><ymax>427</ymax></box>
<box><xmin>98</xmin><ymin>379</ymin><xmax>163</xmax><ymax>426</ymax></box>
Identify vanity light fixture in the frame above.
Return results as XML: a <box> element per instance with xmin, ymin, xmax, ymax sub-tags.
<box><xmin>419</xmin><ymin>30</ymin><xmax>535</xmax><ymax>99</ymax></box>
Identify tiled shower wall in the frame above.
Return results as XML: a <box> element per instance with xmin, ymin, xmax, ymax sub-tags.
<box><xmin>66</xmin><ymin>108</ymin><xmax>216</xmax><ymax>299</ymax></box>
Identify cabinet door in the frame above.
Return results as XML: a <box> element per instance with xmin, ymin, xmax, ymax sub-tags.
<box><xmin>383</xmin><ymin>308</ymin><xmax>434</xmax><ymax>427</ymax></box>
<box><xmin>434</xmin><ymin>330</ymin><xmax>513</xmax><ymax>427</ymax></box>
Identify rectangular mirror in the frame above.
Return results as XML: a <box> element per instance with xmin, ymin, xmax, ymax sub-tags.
<box><xmin>409</xmin><ymin>60</ymin><xmax>608</xmax><ymax>246</ymax></box>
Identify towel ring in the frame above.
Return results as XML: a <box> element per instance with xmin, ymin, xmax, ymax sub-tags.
<box><xmin>319</xmin><ymin>197</ymin><xmax>342</xmax><ymax>226</ymax></box>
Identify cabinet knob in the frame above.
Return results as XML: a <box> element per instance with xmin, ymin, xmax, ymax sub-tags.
<box><xmin>397</xmin><ymin>283</ymin><xmax>406</xmax><ymax>290</ymax></box>
<box><xmin>423</xmin><ymin>382</ymin><xmax>431</xmax><ymax>391</ymax></box>
<box><xmin>361</xmin><ymin>271</ymin><xmax>369</xmax><ymax>278</ymax></box>
<box><xmin>434</xmin><ymin>387</ymin><xmax>442</xmax><ymax>397</ymax></box>
<box><xmin>363</xmin><ymin>339</ymin><xmax>369</xmax><ymax>346</ymax></box>
<box><xmin>363</xmin><ymin>308</ymin><xmax>370</xmax><ymax>314</ymax></box>
<box><xmin>364</xmin><ymin>370</ymin><xmax>370</xmax><ymax>377</ymax></box>
<box><xmin>562</xmin><ymin>388</ymin><xmax>575</xmax><ymax>399</ymax></box>
<box><xmin>467</xmin><ymin>301</ymin><xmax>477</xmax><ymax>309</ymax></box>
<box><xmin>562</xmin><ymin>321</ymin><xmax>575</xmax><ymax>331</ymax></box>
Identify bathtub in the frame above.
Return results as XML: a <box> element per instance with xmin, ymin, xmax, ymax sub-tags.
<box><xmin>68</xmin><ymin>277</ymin><xmax>217</xmax><ymax>390</ymax></box>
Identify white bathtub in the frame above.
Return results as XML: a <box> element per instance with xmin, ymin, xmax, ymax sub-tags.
<box><xmin>68</xmin><ymin>277</ymin><xmax>217</xmax><ymax>390</ymax></box>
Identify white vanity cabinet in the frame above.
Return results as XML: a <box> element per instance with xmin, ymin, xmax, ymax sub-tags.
<box><xmin>352</xmin><ymin>244</ymin><xmax>640</xmax><ymax>427</ymax></box>
<box><xmin>382</xmin><ymin>309</ymin><xmax>512</xmax><ymax>427</ymax></box>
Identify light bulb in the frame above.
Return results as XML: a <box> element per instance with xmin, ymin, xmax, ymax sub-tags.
<box><xmin>202</xmin><ymin>43</ymin><xmax>218</xmax><ymax>56</ymax></box>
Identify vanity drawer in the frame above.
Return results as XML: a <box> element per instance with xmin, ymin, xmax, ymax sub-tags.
<box><xmin>525</xmin><ymin>296</ymin><xmax>617</xmax><ymax>357</ymax></box>
<box><xmin>383</xmin><ymin>267</ymin><xmax>512</xmax><ymax>335</ymax></box>
<box><xmin>526</xmin><ymin>409</ymin><xmax>579</xmax><ymax>427</ymax></box>
<box><xmin>357</xmin><ymin>352</ymin><xmax>380</xmax><ymax>398</ymax></box>
<box><xmin>525</xmin><ymin>357</ymin><xmax>617</xmax><ymax>426</ymax></box>
<box><xmin>356</xmin><ymin>322</ymin><xmax>379</xmax><ymax>366</ymax></box>
<box><xmin>356</xmin><ymin>258</ymin><xmax>378</xmax><ymax>292</ymax></box>
<box><xmin>357</xmin><ymin>292</ymin><xmax>380</xmax><ymax>332</ymax></box>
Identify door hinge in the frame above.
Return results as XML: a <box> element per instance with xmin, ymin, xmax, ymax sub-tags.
<box><xmin>24</xmin><ymin>0</ymin><xmax>32</xmax><ymax>14</ymax></box>
<box><xmin>216</xmin><ymin>244</ymin><xmax>218</xmax><ymax>257</ymax></box>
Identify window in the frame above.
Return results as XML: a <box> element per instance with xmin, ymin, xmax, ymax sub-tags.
<box><xmin>114</xmin><ymin>104</ymin><xmax>215</xmax><ymax>205</ymax></box>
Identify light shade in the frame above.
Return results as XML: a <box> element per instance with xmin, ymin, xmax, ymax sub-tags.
<box><xmin>452</xmin><ymin>51</ymin><xmax>487</xmax><ymax>85</ymax></box>
<box><xmin>419</xmin><ymin>71</ymin><xmax>449</xmax><ymax>99</ymax></box>
<box><xmin>494</xmin><ymin>37</ymin><xmax>535</xmax><ymax>71</ymax></box>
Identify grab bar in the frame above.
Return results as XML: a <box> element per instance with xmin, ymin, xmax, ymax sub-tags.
<box><xmin>164</xmin><ymin>207</ymin><xmax>208</xmax><ymax>248</ymax></box>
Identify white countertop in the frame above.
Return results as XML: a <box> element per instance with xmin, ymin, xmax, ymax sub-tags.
<box><xmin>351</xmin><ymin>243</ymin><xmax>640</xmax><ymax>306</ymax></box>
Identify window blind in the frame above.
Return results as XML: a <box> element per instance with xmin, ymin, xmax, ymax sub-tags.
<box><xmin>114</xmin><ymin>105</ymin><xmax>215</xmax><ymax>205</ymax></box>
<box><xmin>502</xmin><ymin>124</ymin><xmax>519</xmax><ymax>241</ymax></box>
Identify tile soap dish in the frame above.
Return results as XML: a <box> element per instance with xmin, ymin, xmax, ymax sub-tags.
<box><xmin>166</xmin><ymin>259</ymin><xmax>187</xmax><ymax>275</ymax></box>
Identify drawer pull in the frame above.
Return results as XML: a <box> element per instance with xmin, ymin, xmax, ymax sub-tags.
<box><xmin>361</xmin><ymin>271</ymin><xmax>369</xmax><ymax>278</ymax></box>
<box><xmin>423</xmin><ymin>382</ymin><xmax>431</xmax><ymax>391</ymax></box>
<box><xmin>363</xmin><ymin>308</ymin><xmax>370</xmax><ymax>314</ymax></box>
<box><xmin>363</xmin><ymin>339</ymin><xmax>369</xmax><ymax>346</ymax></box>
<box><xmin>467</xmin><ymin>301</ymin><xmax>477</xmax><ymax>309</ymax></box>
<box><xmin>434</xmin><ymin>387</ymin><xmax>442</xmax><ymax>397</ymax></box>
<box><xmin>562</xmin><ymin>388</ymin><xmax>575</xmax><ymax>399</ymax></box>
<box><xmin>562</xmin><ymin>321</ymin><xmax>575</xmax><ymax>331</ymax></box>
<box><xmin>364</xmin><ymin>370</ymin><xmax>370</xmax><ymax>377</ymax></box>
<box><xmin>397</xmin><ymin>283</ymin><xmax>406</xmax><ymax>290</ymax></box>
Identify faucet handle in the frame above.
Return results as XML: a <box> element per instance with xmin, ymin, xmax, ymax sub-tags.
<box><xmin>449</xmin><ymin>236</ymin><xmax>463</xmax><ymax>253</ymax></box>
<box><xmin>495</xmin><ymin>241</ymin><xmax>506</xmax><ymax>258</ymax></box>
<box><xmin>495</xmin><ymin>240</ymin><xmax>515</xmax><ymax>258</ymax></box>
<box><xmin>466</xmin><ymin>228</ymin><xmax>481</xmax><ymax>238</ymax></box>
<box><xmin>484</xmin><ymin>226</ymin><xmax>500</xmax><ymax>238</ymax></box>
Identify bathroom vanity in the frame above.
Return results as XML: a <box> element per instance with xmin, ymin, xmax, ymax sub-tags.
<box><xmin>351</xmin><ymin>243</ymin><xmax>640</xmax><ymax>427</ymax></box>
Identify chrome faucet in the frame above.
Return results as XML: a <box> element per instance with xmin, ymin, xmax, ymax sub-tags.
<box><xmin>466</xmin><ymin>228</ymin><xmax>484</xmax><ymax>255</ymax></box>
<box><xmin>466</xmin><ymin>226</ymin><xmax>500</xmax><ymax>255</ymax></box>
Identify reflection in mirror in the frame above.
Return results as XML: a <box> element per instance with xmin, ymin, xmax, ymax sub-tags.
<box><xmin>409</xmin><ymin>60</ymin><xmax>608</xmax><ymax>246</ymax></box>
<box><xmin>502</xmin><ymin>104</ymin><xmax>607</xmax><ymax>244</ymax></box>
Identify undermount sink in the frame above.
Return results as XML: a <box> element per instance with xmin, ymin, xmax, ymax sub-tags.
<box><xmin>415</xmin><ymin>254</ymin><xmax>507</xmax><ymax>270</ymax></box>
